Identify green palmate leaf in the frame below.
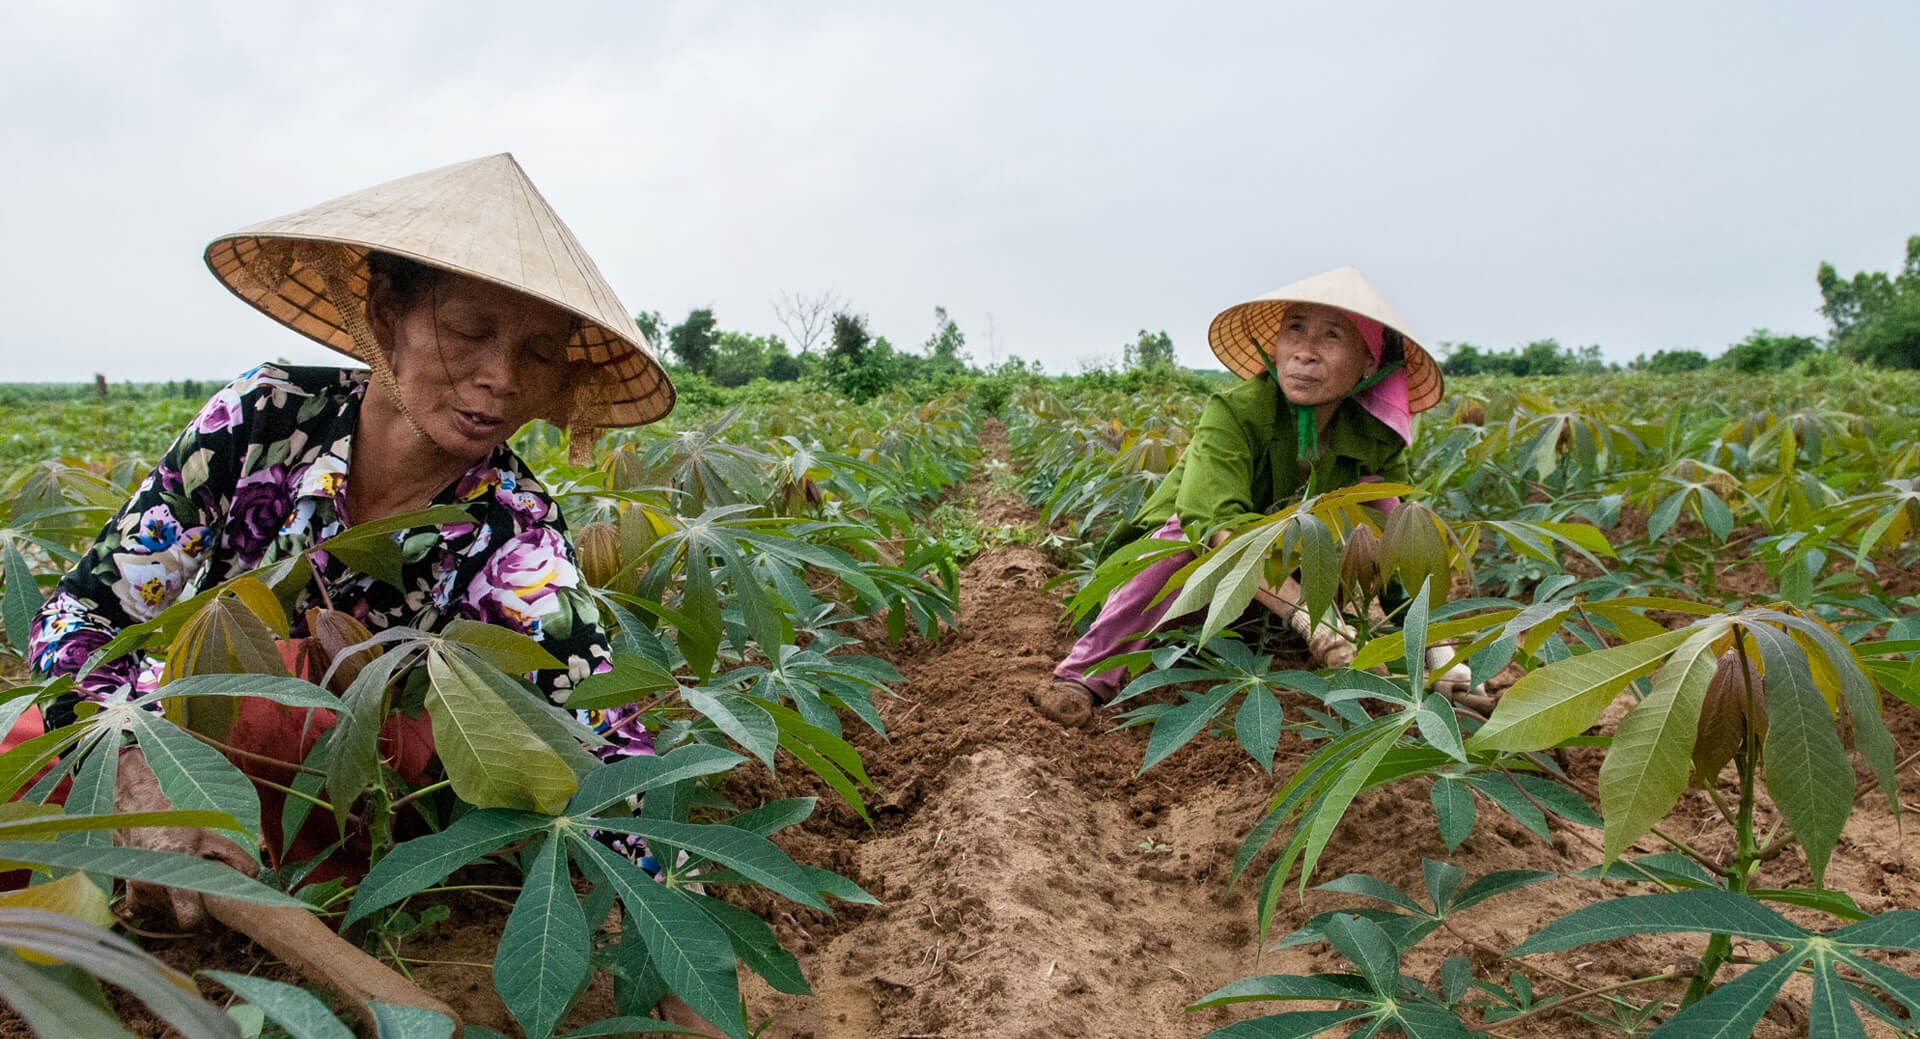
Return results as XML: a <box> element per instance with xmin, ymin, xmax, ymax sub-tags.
<box><xmin>577</xmin><ymin>819</ymin><xmax>827</xmax><ymax>911</ymax></box>
<box><xmin>568</xmin><ymin>837</ymin><xmax>744</xmax><ymax>1039</ymax></box>
<box><xmin>1650</xmin><ymin>950</ymin><xmax>1803</xmax><ymax>1039</ymax></box>
<box><xmin>566</xmin><ymin>743</ymin><xmax>744</xmax><ymax>818</ymax></box>
<box><xmin>683</xmin><ymin>689</ymin><xmax>779</xmax><ymax>768</ymax></box>
<box><xmin>3</xmin><ymin>538</ymin><xmax>40</xmax><ymax>653</ymax></box>
<box><xmin>1429</xmin><ymin>777</ymin><xmax>1475</xmax><ymax>852</ymax></box>
<box><xmin>1165</xmin><ymin>519</ymin><xmax>1286</xmax><ymax>645</ymax></box>
<box><xmin>1462</xmin><ymin>773</ymin><xmax>1548</xmax><ymax>840</ymax></box>
<box><xmin>1189</xmin><ymin>972</ymin><xmax>1375</xmax><ymax>1006</ymax></box>
<box><xmin>1286</xmin><ymin>716</ymin><xmax>1410</xmax><ymax>898</ymax></box>
<box><xmin>1236</xmin><ymin>685</ymin><xmax>1285</xmax><ymax>773</ymax></box>
<box><xmin>1749</xmin><ymin>887</ymin><xmax>1866</xmax><ymax>921</ymax></box>
<box><xmin>316</xmin><ymin>506</ymin><xmax>473</xmax><ymax>587</ymax></box>
<box><xmin>1469</xmin><ymin>626</ymin><xmax>1700</xmax><ymax>752</ymax></box>
<box><xmin>803</xmin><ymin>865</ymin><xmax>878</xmax><ymax>906</ymax></box>
<box><xmin>1509</xmin><ymin>890</ymin><xmax>1806</xmax><ymax>955</ymax></box>
<box><xmin>1291</xmin><ymin>513</ymin><xmax>1339</xmax><ymax>628</ymax></box>
<box><xmin>0</xmin><ymin>908</ymin><xmax>237</xmax><ymax>1039</ymax></box>
<box><xmin>425</xmin><ymin>648</ymin><xmax>580</xmax><ymax>814</ymax></box>
<box><xmin>566</xmin><ymin>655</ymin><xmax>679</xmax><ymax>712</ymax></box>
<box><xmin>1748</xmin><ymin>623</ymin><xmax>1853</xmax><ymax>886</ymax></box>
<box><xmin>441</xmin><ymin>644</ymin><xmax>607</xmax><ymax>763</ymax></box>
<box><xmin>1194</xmin><ymin>1009</ymin><xmax>1374</xmax><ymax>1038</ymax></box>
<box><xmin>1352</xmin><ymin>609</ymin><xmax>1521</xmax><ymax>672</ymax></box>
<box><xmin>437</xmin><ymin>619</ymin><xmax>565</xmax><ymax>673</ymax></box>
<box><xmin>1316</xmin><ymin>873</ymin><xmax>1425</xmax><ymax>915</ymax></box>
<box><xmin>1139</xmin><ymin>685</ymin><xmax>1233</xmax><ymax>774</ymax></box>
<box><xmin>0</xmin><ymin>947</ymin><xmax>143</xmax><ymax>1039</ymax></box>
<box><xmin>692</xmin><ymin>896</ymin><xmax>810</xmax><ymax>995</ymax></box>
<box><xmin>1412</xmin><ymin>693</ymin><xmax>1465</xmax><ymax>763</ymax></box>
<box><xmin>163</xmin><ymin>587</ymin><xmax>292</xmax><ymax>698</ymax></box>
<box><xmin>1807</xmin><ymin>949</ymin><xmax>1874</xmax><ymax>1039</ymax></box>
<box><xmin>496</xmin><ymin>836</ymin><xmax>589</xmax><ymax>1039</ymax></box>
<box><xmin>60</xmin><ymin>739</ymin><xmax>119</xmax><ymax>848</ymax></box>
<box><xmin>205</xmin><ymin>971</ymin><xmax>355</xmax><ymax>1039</ymax></box>
<box><xmin>559</xmin><ymin>1018</ymin><xmax>706</xmax><ymax>1037</ymax></box>
<box><xmin>148</xmin><ymin>673</ymin><xmax>343</xmax><ymax>708</ymax></box>
<box><xmin>760</xmin><ymin>700</ymin><xmax>871</xmax><ymax>787</ymax></box>
<box><xmin>324</xmin><ymin>646</ymin><xmax>410</xmax><ymax>825</ymax></box>
<box><xmin>726</xmin><ymin>798</ymin><xmax>815</xmax><ymax>838</ymax></box>
<box><xmin>367</xmin><ymin>1001</ymin><xmax>457</xmax><ymax>1039</ymax></box>
<box><xmin>1771</xmin><ymin>612</ymin><xmax>1899</xmax><ymax>811</ymax></box>
<box><xmin>0</xmin><ymin>843</ymin><xmax>308</xmax><ymax>907</ymax></box>
<box><xmin>125</xmin><ymin>710</ymin><xmax>261</xmax><ymax>854</ymax></box>
<box><xmin>1234</xmin><ymin>713</ymin><xmax>1400</xmax><ymax>885</ymax></box>
<box><xmin>1323</xmin><ymin>912</ymin><xmax>1399</xmax><ymax>996</ymax></box>
<box><xmin>1599</xmin><ymin>627</ymin><xmax>1721</xmax><ymax>862</ymax></box>
<box><xmin>344</xmin><ymin>810</ymin><xmax>551</xmax><ymax>926</ymax></box>
<box><xmin>0</xmin><ymin>808</ymin><xmax>238</xmax><ymax>841</ymax></box>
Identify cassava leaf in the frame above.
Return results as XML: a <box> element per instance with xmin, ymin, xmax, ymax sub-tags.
<box><xmin>1470</xmin><ymin>627</ymin><xmax>1699</xmax><ymax>752</ymax></box>
<box><xmin>495</xmin><ymin>836</ymin><xmax>589</xmax><ymax>1039</ymax></box>
<box><xmin>425</xmin><ymin>647</ymin><xmax>579</xmax><ymax>814</ymax></box>
<box><xmin>1599</xmin><ymin>627</ymin><xmax>1721</xmax><ymax>862</ymax></box>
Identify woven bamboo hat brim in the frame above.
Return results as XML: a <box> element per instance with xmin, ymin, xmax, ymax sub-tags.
<box><xmin>1208</xmin><ymin>266</ymin><xmax>1443</xmax><ymax>414</ymax></box>
<box><xmin>204</xmin><ymin>153</ymin><xmax>673</xmax><ymax>431</ymax></box>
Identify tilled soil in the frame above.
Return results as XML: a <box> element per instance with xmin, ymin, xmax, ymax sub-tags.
<box><xmin>722</xmin><ymin>422</ymin><xmax>1920</xmax><ymax>1038</ymax></box>
<box><xmin>8</xmin><ymin>420</ymin><xmax>1917</xmax><ymax>1039</ymax></box>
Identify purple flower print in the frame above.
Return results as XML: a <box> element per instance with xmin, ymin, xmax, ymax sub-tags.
<box><xmin>463</xmin><ymin>527</ymin><xmax>578</xmax><ymax>635</ymax></box>
<box><xmin>226</xmin><ymin>465</ymin><xmax>294</xmax><ymax>564</ymax></box>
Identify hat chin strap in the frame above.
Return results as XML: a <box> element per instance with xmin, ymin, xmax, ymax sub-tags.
<box><xmin>309</xmin><ymin>245</ymin><xmax>440</xmax><ymax>455</ymax></box>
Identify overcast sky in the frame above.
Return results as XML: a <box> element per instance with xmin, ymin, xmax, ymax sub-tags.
<box><xmin>3</xmin><ymin>1</ymin><xmax>1916</xmax><ymax>381</ymax></box>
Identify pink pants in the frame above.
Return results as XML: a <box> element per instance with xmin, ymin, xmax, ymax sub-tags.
<box><xmin>1054</xmin><ymin>516</ymin><xmax>1195</xmax><ymax>702</ymax></box>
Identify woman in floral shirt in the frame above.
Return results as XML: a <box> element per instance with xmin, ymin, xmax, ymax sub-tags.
<box><xmin>31</xmin><ymin>361</ymin><xmax>612</xmax><ymax>721</ymax></box>
<box><xmin>27</xmin><ymin>154</ymin><xmax>676</xmax><ymax>904</ymax></box>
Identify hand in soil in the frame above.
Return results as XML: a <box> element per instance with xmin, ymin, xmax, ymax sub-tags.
<box><xmin>113</xmin><ymin>749</ymin><xmax>260</xmax><ymax>930</ymax></box>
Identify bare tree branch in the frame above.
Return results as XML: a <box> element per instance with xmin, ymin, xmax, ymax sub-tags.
<box><xmin>772</xmin><ymin>289</ymin><xmax>846</xmax><ymax>357</ymax></box>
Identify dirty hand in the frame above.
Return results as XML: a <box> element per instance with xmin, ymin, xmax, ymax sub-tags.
<box><xmin>1289</xmin><ymin>609</ymin><xmax>1360</xmax><ymax>669</ymax></box>
<box><xmin>114</xmin><ymin>749</ymin><xmax>258</xmax><ymax>930</ymax></box>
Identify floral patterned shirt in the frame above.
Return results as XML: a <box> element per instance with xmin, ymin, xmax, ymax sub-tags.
<box><xmin>29</xmin><ymin>364</ymin><xmax>627</xmax><ymax>744</ymax></box>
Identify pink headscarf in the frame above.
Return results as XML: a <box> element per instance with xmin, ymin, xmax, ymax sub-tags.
<box><xmin>1333</xmin><ymin>311</ymin><xmax>1413</xmax><ymax>446</ymax></box>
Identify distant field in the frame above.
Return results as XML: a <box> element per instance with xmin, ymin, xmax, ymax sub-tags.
<box><xmin>0</xmin><ymin>395</ymin><xmax>202</xmax><ymax>471</ymax></box>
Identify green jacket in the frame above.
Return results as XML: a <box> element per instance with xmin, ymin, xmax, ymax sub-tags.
<box><xmin>1100</xmin><ymin>374</ymin><xmax>1409</xmax><ymax>559</ymax></box>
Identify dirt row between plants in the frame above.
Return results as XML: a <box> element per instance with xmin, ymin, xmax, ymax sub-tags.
<box><xmin>726</xmin><ymin>418</ymin><xmax>1920</xmax><ymax>1039</ymax></box>
<box><xmin>13</xmin><ymin>418</ymin><xmax>1916</xmax><ymax>1039</ymax></box>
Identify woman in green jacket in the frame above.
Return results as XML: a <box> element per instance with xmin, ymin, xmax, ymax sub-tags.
<box><xmin>1035</xmin><ymin>267</ymin><xmax>1448</xmax><ymax>727</ymax></box>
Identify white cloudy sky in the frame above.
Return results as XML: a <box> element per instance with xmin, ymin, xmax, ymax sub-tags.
<box><xmin>2</xmin><ymin>1</ymin><xmax>1916</xmax><ymax>381</ymax></box>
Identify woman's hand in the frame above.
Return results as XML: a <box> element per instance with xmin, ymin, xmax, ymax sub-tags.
<box><xmin>114</xmin><ymin>749</ymin><xmax>259</xmax><ymax>930</ymax></box>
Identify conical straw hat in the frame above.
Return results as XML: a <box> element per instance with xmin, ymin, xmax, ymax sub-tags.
<box><xmin>204</xmin><ymin>153</ymin><xmax>673</xmax><ymax>432</ymax></box>
<box><xmin>1208</xmin><ymin>266</ymin><xmax>1443</xmax><ymax>415</ymax></box>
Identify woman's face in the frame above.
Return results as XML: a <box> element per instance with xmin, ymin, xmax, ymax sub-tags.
<box><xmin>1270</xmin><ymin>303</ymin><xmax>1376</xmax><ymax>407</ymax></box>
<box><xmin>369</xmin><ymin>270</ymin><xmax>575</xmax><ymax>460</ymax></box>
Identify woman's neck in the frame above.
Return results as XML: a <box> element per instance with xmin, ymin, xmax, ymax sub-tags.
<box><xmin>345</xmin><ymin>393</ymin><xmax>475</xmax><ymax>524</ymax></box>
<box><xmin>1311</xmin><ymin>398</ymin><xmax>1342</xmax><ymax>436</ymax></box>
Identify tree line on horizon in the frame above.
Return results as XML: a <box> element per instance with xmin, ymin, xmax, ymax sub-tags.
<box><xmin>643</xmin><ymin>235</ymin><xmax>1920</xmax><ymax>399</ymax></box>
